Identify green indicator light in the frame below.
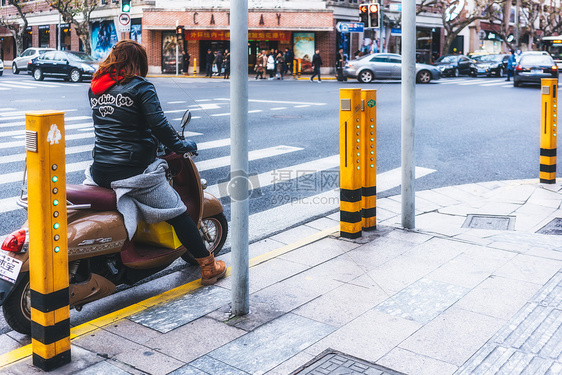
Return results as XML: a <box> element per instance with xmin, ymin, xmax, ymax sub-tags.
<box><xmin>370</xmin><ymin>164</ymin><xmax>374</xmax><ymax>168</ymax></box>
<box><xmin>356</xmin><ymin>125</ymin><xmax>360</xmax><ymax>129</ymax></box>
<box><xmin>52</xmin><ymin>176</ymin><xmax>58</xmax><ymax>183</ymax></box>
<box><xmin>356</xmin><ymin>166</ymin><xmax>360</xmax><ymax>170</ymax></box>
<box><xmin>370</xmin><ymin>138</ymin><xmax>374</xmax><ymax>142</ymax></box>
<box><xmin>356</xmin><ymin>139</ymin><xmax>360</xmax><ymax>143</ymax></box>
<box><xmin>356</xmin><ymin>153</ymin><xmax>360</xmax><ymax>156</ymax></box>
<box><xmin>53</xmin><ymin>199</ymin><xmax>59</xmax><ymax>206</ymax></box>
<box><xmin>371</xmin><ymin>151</ymin><xmax>374</xmax><ymax>155</ymax></box>
<box><xmin>54</xmin><ymin>246</ymin><xmax>60</xmax><ymax>253</ymax></box>
<box><xmin>54</xmin><ymin>222</ymin><xmax>60</xmax><ymax>230</ymax></box>
<box><xmin>370</xmin><ymin>125</ymin><xmax>374</xmax><ymax>128</ymax></box>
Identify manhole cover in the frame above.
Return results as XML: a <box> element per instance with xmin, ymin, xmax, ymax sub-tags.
<box><xmin>291</xmin><ymin>349</ymin><xmax>406</xmax><ymax>375</ymax></box>
<box><xmin>536</xmin><ymin>218</ymin><xmax>562</xmax><ymax>235</ymax></box>
<box><xmin>272</xmin><ymin>115</ymin><xmax>303</xmax><ymax>119</ymax></box>
<box><xmin>462</xmin><ymin>214</ymin><xmax>515</xmax><ymax>230</ymax></box>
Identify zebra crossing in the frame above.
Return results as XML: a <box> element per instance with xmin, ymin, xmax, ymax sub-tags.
<box><xmin>0</xmin><ymin>98</ymin><xmax>435</xmax><ymax>243</ymax></box>
<box><xmin>436</xmin><ymin>77</ymin><xmax>514</xmax><ymax>87</ymax></box>
<box><xmin>0</xmin><ymin>79</ymin><xmax>72</xmax><ymax>90</ymax></box>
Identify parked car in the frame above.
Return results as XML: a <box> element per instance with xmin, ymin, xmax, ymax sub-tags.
<box><xmin>432</xmin><ymin>54</ymin><xmax>472</xmax><ymax>77</ymax></box>
<box><xmin>28</xmin><ymin>50</ymin><xmax>98</xmax><ymax>83</ymax></box>
<box><xmin>514</xmin><ymin>52</ymin><xmax>559</xmax><ymax>87</ymax></box>
<box><xmin>11</xmin><ymin>47</ymin><xmax>55</xmax><ymax>74</ymax></box>
<box><xmin>0</xmin><ymin>59</ymin><xmax>3</xmax><ymax>76</ymax></box>
<box><xmin>343</xmin><ymin>53</ymin><xmax>442</xmax><ymax>84</ymax></box>
<box><xmin>469</xmin><ymin>54</ymin><xmax>509</xmax><ymax>77</ymax></box>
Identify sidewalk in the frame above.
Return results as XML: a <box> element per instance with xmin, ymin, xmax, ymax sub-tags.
<box><xmin>1</xmin><ymin>178</ymin><xmax>561</xmax><ymax>374</ymax></box>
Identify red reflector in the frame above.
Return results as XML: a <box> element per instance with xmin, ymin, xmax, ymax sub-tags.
<box><xmin>1</xmin><ymin>229</ymin><xmax>26</xmax><ymax>253</ymax></box>
<box><xmin>516</xmin><ymin>65</ymin><xmax>522</xmax><ymax>71</ymax></box>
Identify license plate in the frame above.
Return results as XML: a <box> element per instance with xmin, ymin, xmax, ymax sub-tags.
<box><xmin>477</xmin><ymin>69</ymin><xmax>485</xmax><ymax>73</ymax></box>
<box><xmin>0</xmin><ymin>252</ymin><xmax>23</xmax><ymax>284</ymax></box>
<box><xmin>531</xmin><ymin>69</ymin><xmax>543</xmax><ymax>74</ymax></box>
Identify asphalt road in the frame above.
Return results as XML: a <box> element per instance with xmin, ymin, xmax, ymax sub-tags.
<box><xmin>0</xmin><ymin>71</ymin><xmax>555</xmax><ymax>334</ymax></box>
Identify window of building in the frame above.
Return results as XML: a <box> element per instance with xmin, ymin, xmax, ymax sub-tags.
<box><xmin>39</xmin><ymin>25</ymin><xmax>50</xmax><ymax>48</ymax></box>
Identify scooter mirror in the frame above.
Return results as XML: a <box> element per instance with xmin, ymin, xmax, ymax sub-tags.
<box><xmin>180</xmin><ymin>109</ymin><xmax>191</xmax><ymax>139</ymax></box>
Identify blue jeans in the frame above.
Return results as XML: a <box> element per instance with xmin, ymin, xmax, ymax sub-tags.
<box><xmin>311</xmin><ymin>67</ymin><xmax>321</xmax><ymax>81</ymax></box>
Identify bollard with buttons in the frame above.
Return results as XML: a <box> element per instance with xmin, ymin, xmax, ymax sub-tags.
<box><xmin>361</xmin><ymin>90</ymin><xmax>377</xmax><ymax>230</ymax></box>
<box><xmin>25</xmin><ymin>111</ymin><xmax>71</xmax><ymax>371</ymax></box>
<box><xmin>540</xmin><ymin>78</ymin><xmax>558</xmax><ymax>184</ymax></box>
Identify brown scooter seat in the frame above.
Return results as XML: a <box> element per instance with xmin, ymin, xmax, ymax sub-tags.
<box><xmin>66</xmin><ymin>184</ymin><xmax>117</xmax><ymax>211</ymax></box>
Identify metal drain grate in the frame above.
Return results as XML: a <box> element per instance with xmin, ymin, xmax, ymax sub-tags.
<box><xmin>291</xmin><ymin>349</ymin><xmax>406</xmax><ymax>375</ymax></box>
<box><xmin>462</xmin><ymin>214</ymin><xmax>516</xmax><ymax>230</ymax></box>
<box><xmin>536</xmin><ymin>218</ymin><xmax>562</xmax><ymax>235</ymax></box>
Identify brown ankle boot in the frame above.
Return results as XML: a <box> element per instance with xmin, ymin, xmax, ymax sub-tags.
<box><xmin>196</xmin><ymin>254</ymin><xmax>226</xmax><ymax>285</ymax></box>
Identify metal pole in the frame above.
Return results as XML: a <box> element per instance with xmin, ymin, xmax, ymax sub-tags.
<box><xmin>175</xmin><ymin>20</ymin><xmax>179</xmax><ymax>76</ymax></box>
<box><xmin>230</xmin><ymin>0</ymin><xmax>249</xmax><ymax>315</ymax></box>
<box><xmin>515</xmin><ymin>0</ymin><xmax>520</xmax><ymax>47</ymax></box>
<box><xmin>58</xmin><ymin>14</ymin><xmax>61</xmax><ymax>50</ymax></box>
<box><xmin>401</xmin><ymin>0</ymin><xmax>416</xmax><ymax>229</ymax></box>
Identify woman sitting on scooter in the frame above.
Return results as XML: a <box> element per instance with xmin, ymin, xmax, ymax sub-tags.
<box><xmin>88</xmin><ymin>39</ymin><xmax>226</xmax><ymax>285</ymax></box>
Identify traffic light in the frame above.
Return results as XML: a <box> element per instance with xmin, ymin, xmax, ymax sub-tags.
<box><xmin>359</xmin><ymin>4</ymin><xmax>369</xmax><ymax>26</ymax></box>
<box><xmin>121</xmin><ymin>0</ymin><xmax>131</xmax><ymax>12</ymax></box>
<box><xmin>369</xmin><ymin>3</ymin><xmax>380</xmax><ymax>28</ymax></box>
<box><xmin>176</xmin><ymin>26</ymin><xmax>184</xmax><ymax>37</ymax></box>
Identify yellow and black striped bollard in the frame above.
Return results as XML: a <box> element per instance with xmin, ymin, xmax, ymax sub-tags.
<box><xmin>361</xmin><ymin>90</ymin><xmax>377</xmax><ymax>230</ymax></box>
<box><xmin>540</xmin><ymin>78</ymin><xmax>558</xmax><ymax>184</ymax></box>
<box><xmin>340</xmin><ymin>88</ymin><xmax>363</xmax><ymax>239</ymax></box>
<box><xmin>26</xmin><ymin>112</ymin><xmax>71</xmax><ymax>371</ymax></box>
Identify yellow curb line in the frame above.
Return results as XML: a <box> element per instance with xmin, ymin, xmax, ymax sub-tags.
<box><xmin>0</xmin><ymin>225</ymin><xmax>339</xmax><ymax>368</ymax></box>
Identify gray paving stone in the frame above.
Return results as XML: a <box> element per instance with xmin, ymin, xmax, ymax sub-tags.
<box><xmin>78</xmin><ymin>360</ymin><xmax>134</xmax><ymax>375</ymax></box>
<box><xmin>374</xmin><ymin>278</ymin><xmax>468</xmax><ymax>324</ymax></box>
<box><xmin>184</xmin><ymin>356</ymin><xmax>250</xmax><ymax>374</ymax></box>
<box><xmin>292</xmin><ymin>350</ymin><xmax>405</xmax><ymax>375</ymax></box>
<box><xmin>208</xmin><ymin>313</ymin><xmax>335</xmax><ymax>374</ymax></box>
<box><xmin>129</xmin><ymin>285</ymin><xmax>230</xmax><ymax>333</ymax></box>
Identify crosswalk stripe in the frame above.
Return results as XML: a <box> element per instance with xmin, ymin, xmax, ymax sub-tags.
<box><xmin>438</xmin><ymin>79</ymin><xmax>469</xmax><ymax>84</ymax></box>
<box><xmin>481</xmin><ymin>81</ymin><xmax>512</xmax><ymax>86</ymax></box>
<box><xmin>0</xmin><ymin>130</ymin><xmax>203</xmax><ymax>150</ymax></box>
<box><xmin>0</xmin><ymin>108</ymin><xmax>17</xmax><ymax>112</ymax></box>
<box><xmin>197</xmin><ymin>145</ymin><xmax>303</xmax><ymax>172</ymax></box>
<box><xmin>206</xmin><ymin>155</ymin><xmax>340</xmax><ymax>199</ymax></box>
<box><xmin>0</xmin><ymin>83</ymin><xmax>34</xmax><ymax>89</ymax></box>
<box><xmin>0</xmin><ymin>116</ymin><xmax>92</xmax><ymax>129</ymax></box>
<box><xmin>458</xmin><ymin>79</ymin><xmax>492</xmax><ymax>85</ymax></box>
<box><xmin>239</xmin><ymin>166</ymin><xmax>437</xmax><ymax>244</ymax></box>
<box><xmin>0</xmin><ymin>109</ymin><xmax>78</xmax><ymax>121</ymax></box>
<box><xmin>0</xmin><ymin>122</ymin><xmax>93</xmax><ymax>138</ymax></box>
<box><xmin>215</xmin><ymin>98</ymin><xmax>327</xmax><ymax>106</ymax></box>
<box><xmin>1</xmin><ymin>80</ymin><xmax>63</xmax><ymax>88</ymax></box>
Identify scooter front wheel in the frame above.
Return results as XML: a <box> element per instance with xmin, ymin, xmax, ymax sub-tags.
<box><xmin>183</xmin><ymin>213</ymin><xmax>228</xmax><ymax>265</ymax></box>
<box><xmin>3</xmin><ymin>273</ymin><xmax>31</xmax><ymax>335</ymax></box>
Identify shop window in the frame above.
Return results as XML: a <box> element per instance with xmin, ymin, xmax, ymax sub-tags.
<box><xmin>39</xmin><ymin>26</ymin><xmax>50</xmax><ymax>48</ymax></box>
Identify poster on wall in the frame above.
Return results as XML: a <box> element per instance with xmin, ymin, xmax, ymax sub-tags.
<box><xmin>293</xmin><ymin>32</ymin><xmax>315</xmax><ymax>73</ymax></box>
<box><xmin>162</xmin><ymin>32</ymin><xmax>179</xmax><ymax>73</ymax></box>
<box><xmin>91</xmin><ymin>21</ymin><xmax>118</xmax><ymax>60</ymax></box>
<box><xmin>130</xmin><ymin>24</ymin><xmax>142</xmax><ymax>44</ymax></box>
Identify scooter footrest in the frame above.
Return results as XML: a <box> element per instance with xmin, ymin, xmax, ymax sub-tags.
<box><xmin>121</xmin><ymin>242</ymin><xmax>186</xmax><ymax>269</ymax></box>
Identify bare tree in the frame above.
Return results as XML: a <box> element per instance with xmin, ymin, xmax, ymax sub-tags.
<box><xmin>539</xmin><ymin>0</ymin><xmax>562</xmax><ymax>37</ymax></box>
<box><xmin>418</xmin><ymin>0</ymin><xmax>507</xmax><ymax>55</ymax></box>
<box><xmin>0</xmin><ymin>0</ymin><xmax>30</xmax><ymax>57</ymax></box>
<box><xmin>45</xmin><ymin>0</ymin><xmax>99</xmax><ymax>55</ymax></box>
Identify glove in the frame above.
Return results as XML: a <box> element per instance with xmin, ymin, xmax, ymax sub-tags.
<box><xmin>181</xmin><ymin>139</ymin><xmax>197</xmax><ymax>153</ymax></box>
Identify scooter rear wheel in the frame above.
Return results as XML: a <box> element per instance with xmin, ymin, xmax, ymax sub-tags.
<box><xmin>3</xmin><ymin>273</ymin><xmax>31</xmax><ymax>335</ymax></box>
<box><xmin>182</xmin><ymin>213</ymin><xmax>228</xmax><ymax>265</ymax></box>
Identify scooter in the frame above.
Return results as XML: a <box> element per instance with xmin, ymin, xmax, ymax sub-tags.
<box><xmin>0</xmin><ymin>110</ymin><xmax>227</xmax><ymax>335</ymax></box>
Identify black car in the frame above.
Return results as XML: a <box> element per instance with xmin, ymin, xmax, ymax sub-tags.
<box><xmin>514</xmin><ymin>52</ymin><xmax>559</xmax><ymax>87</ymax></box>
<box><xmin>432</xmin><ymin>54</ymin><xmax>472</xmax><ymax>77</ymax></box>
<box><xmin>28</xmin><ymin>50</ymin><xmax>98</xmax><ymax>83</ymax></box>
<box><xmin>469</xmin><ymin>54</ymin><xmax>509</xmax><ymax>77</ymax></box>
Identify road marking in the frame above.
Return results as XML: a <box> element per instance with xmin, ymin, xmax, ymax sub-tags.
<box><xmin>437</xmin><ymin>79</ymin><xmax>471</xmax><ymax>84</ymax></box>
<box><xmin>242</xmin><ymin>166</ymin><xmax>437</xmax><ymax>244</ymax></box>
<box><xmin>0</xmin><ymin>83</ymin><xmax>34</xmax><ymax>89</ymax></box>
<box><xmin>167</xmin><ymin>101</ymin><xmax>188</xmax><ymax>104</ymax></box>
<box><xmin>1</xmin><ymin>80</ymin><xmax>64</xmax><ymax>88</ymax></box>
<box><xmin>458</xmin><ymin>79</ymin><xmax>492</xmax><ymax>85</ymax></box>
<box><xmin>197</xmin><ymin>145</ymin><xmax>303</xmax><ymax>172</ymax></box>
<box><xmin>0</xmin><ymin>109</ymin><xmax>78</xmax><ymax>121</ymax></box>
<box><xmin>248</xmin><ymin>110</ymin><xmax>263</xmax><ymax>113</ymax></box>
<box><xmin>0</xmin><ymin>137</ymin><xmax>229</xmax><ymax>166</ymax></box>
<box><xmin>206</xmin><ymin>155</ymin><xmax>340</xmax><ymax>198</ymax></box>
<box><xmin>0</xmin><ymin>122</ymin><xmax>92</xmax><ymax>138</ymax></box>
<box><xmin>0</xmin><ymin>108</ymin><xmax>17</xmax><ymax>112</ymax></box>
<box><xmin>271</xmin><ymin>107</ymin><xmax>287</xmax><ymax>110</ymax></box>
<box><xmin>294</xmin><ymin>105</ymin><xmax>310</xmax><ymax>108</ymax></box>
<box><xmin>481</xmin><ymin>81</ymin><xmax>513</xmax><ymax>86</ymax></box>
<box><xmin>215</xmin><ymin>98</ymin><xmax>327</xmax><ymax>106</ymax></box>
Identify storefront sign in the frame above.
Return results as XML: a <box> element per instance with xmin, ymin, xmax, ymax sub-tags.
<box><xmin>186</xmin><ymin>30</ymin><xmax>290</xmax><ymax>41</ymax></box>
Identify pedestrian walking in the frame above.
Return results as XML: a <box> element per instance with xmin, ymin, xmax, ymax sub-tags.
<box><xmin>213</xmin><ymin>50</ymin><xmax>223</xmax><ymax>77</ymax></box>
<box><xmin>310</xmin><ymin>49</ymin><xmax>323</xmax><ymax>82</ymax></box>
<box><xmin>506</xmin><ymin>50</ymin><xmax>516</xmax><ymax>81</ymax></box>
<box><xmin>275</xmin><ymin>52</ymin><xmax>285</xmax><ymax>80</ymax></box>
<box><xmin>205</xmin><ymin>49</ymin><xmax>213</xmax><ymax>77</ymax></box>
<box><xmin>254</xmin><ymin>50</ymin><xmax>265</xmax><ymax>79</ymax></box>
<box><xmin>336</xmin><ymin>48</ymin><xmax>347</xmax><ymax>81</ymax></box>
<box><xmin>284</xmin><ymin>48</ymin><xmax>293</xmax><ymax>75</ymax></box>
<box><xmin>266</xmin><ymin>52</ymin><xmax>276</xmax><ymax>80</ymax></box>
<box><xmin>222</xmin><ymin>49</ymin><xmax>230</xmax><ymax>79</ymax></box>
<box><xmin>182</xmin><ymin>52</ymin><xmax>190</xmax><ymax>75</ymax></box>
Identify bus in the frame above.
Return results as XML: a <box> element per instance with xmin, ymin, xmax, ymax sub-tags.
<box><xmin>540</xmin><ymin>35</ymin><xmax>562</xmax><ymax>64</ymax></box>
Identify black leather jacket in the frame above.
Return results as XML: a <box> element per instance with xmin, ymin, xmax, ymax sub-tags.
<box><xmin>89</xmin><ymin>76</ymin><xmax>190</xmax><ymax>169</ymax></box>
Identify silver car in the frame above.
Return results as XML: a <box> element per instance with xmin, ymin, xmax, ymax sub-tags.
<box><xmin>343</xmin><ymin>53</ymin><xmax>441</xmax><ymax>83</ymax></box>
<box><xmin>12</xmin><ymin>47</ymin><xmax>55</xmax><ymax>74</ymax></box>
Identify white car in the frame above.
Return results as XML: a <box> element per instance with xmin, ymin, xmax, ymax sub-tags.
<box><xmin>0</xmin><ymin>59</ymin><xmax>3</xmax><ymax>76</ymax></box>
<box><xmin>12</xmin><ymin>47</ymin><xmax>55</xmax><ymax>74</ymax></box>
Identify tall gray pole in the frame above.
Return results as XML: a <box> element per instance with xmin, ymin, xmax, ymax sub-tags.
<box><xmin>230</xmin><ymin>0</ymin><xmax>250</xmax><ymax>315</ymax></box>
<box><xmin>401</xmin><ymin>0</ymin><xmax>416</xmax><ymax>229</ymax></box>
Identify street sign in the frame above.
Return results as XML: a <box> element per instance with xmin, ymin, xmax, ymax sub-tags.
<box><xmin>336</xmin><ymin>22</ymin><xmax>365</xmax><ymax>33</ymax></box>
<box><xmin>391</xmin><ymin>28</ymin><xmax>402</xmax><ymax>35</ymax></box>
<box><xmin>389</xmin><ymin>3</ymin><xmax>402</xmax><ymax>12</ymax></box>
<box><xmin>118</xmin><ymin>13</ymin><xmax>131</xmax><ymax>33</ymax></box>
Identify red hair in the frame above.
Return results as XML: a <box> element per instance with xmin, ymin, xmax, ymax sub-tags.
<box><xmin>93</xmin><ymin>39</ymin><xmax>148</xmax><ymax>83</ymax></box>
